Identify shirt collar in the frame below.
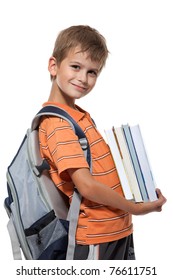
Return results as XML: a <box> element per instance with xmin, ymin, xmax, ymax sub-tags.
<box><xmin>42</xmin><ymin>101</ymin><xmax>91</xmax><ymax>123</ymax></box>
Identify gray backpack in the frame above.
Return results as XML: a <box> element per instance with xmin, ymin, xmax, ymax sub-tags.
<box><xmin>4</xmin><ymin>105</ymin><xmax>92</xmax><ymax>260</ymax></box>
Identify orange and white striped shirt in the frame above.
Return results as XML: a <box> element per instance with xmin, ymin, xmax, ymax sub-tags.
<box><xmin>39</xmin><ymin>102</ymin><xmax>133</xmax><ymax>245</ymax></box>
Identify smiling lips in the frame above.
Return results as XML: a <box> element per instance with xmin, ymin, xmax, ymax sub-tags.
<box><xmin>71</xmin><ymin>82</ymin><xmax>88</xmax><ymax>92</ymax></box>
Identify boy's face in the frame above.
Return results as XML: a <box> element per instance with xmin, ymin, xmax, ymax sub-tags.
<box><xmin>55</xmin><ymin>46</ymin><xmax>101</xmax><ymax>102</ymax></box>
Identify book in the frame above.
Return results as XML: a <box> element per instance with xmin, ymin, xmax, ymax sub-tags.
<box><xmin>122</xmin><ymin>124</ymin><xmax>149</xmax><ymax>202</ymax></box>
<box><xmin>105</xmin><ymin>124</ymin><xmax>157</xmax><ymax>202</ymax></box>
<box><xmin>129</xmin><ymin>125</ymin><xmax>157</xmax><ymax>201</ymax></box>
<box><xmin>113</xmin><ymin>126</ymin><xmax>143</xmax><ymax>202</ymax></box>
<box><xmin>104</xmin><ymin>128</ymin><xmax>134</xmax><ymax>200</ymax></box>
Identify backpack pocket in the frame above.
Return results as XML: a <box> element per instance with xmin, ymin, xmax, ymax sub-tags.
<box><xmin>25</xmin><ymin>210</ymin><xmax>69</xmax><ymax>260</ymax></box>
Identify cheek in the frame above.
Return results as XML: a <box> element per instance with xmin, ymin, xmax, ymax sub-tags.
<box><xmin>56</xmin><ymin>74</ymin><xmax>66</xmax><ymax>87</ymax></box>
<box><xmin>89</xmin><ymin>78</ymin><xmax>97</xmax><ymax>89</ymax></box>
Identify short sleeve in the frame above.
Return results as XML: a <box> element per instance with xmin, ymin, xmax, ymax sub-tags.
<box><xmin>39</xmin><ymin>116</ymin><xmax>89</xmax><ymax>181</ymax></box>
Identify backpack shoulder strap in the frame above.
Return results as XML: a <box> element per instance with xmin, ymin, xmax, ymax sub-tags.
<box><xmin>32</xmin><ymin>105</ymin><xmax>91</xmax><ymax>167</ymax></box>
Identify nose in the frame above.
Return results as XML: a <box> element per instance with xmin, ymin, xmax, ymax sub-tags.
<box><xmin>77</xmin><ymin>70</ymin><xmax>88</xmax><ymax>84</ymax></box>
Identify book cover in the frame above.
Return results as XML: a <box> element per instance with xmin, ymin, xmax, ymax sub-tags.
<box><xmin>113</xmin><ymin>126</ymin><xmax>143</xmax><ymax>202</ymax></box>
<box><xmin>130</xmin><ymin>125</ymin><xmax>157</xmax><ymax>201</ymax></box>
<box><xmin>122</xmin><ymin>124</ymin><xmax>149</xmax><ymax>202</ymax></box>
<box><xmin>104</xmin><ymin>128</ymin><xmax>133</xmax><ymax>200</ymax></box>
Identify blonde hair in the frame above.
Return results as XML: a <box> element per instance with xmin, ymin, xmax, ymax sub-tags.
<box><xmin>51</xmin><ymin>25</ymin><xmax>109</xmax><ymax>79</ymax></box>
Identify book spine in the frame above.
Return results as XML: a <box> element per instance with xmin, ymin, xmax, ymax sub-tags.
<box><xmin>122</xmin><ymin>125</ymin><xmax>149</xmax><ymax>202</ymax></box>
<box><xmin>114</xmin><ymin>126</ymin><xmax>143</xmax><ymax>202</ymax></box>
<box><xmin>130</xmin><ymin>125</ymin><xmax>157</xmax><ymax>201</ymax></box>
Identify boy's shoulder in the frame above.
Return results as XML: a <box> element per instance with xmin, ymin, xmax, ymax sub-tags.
<box><xmin>39</xmin><ymin>103</ymin><xmax>89</xmax><ymax>141</ymax></box>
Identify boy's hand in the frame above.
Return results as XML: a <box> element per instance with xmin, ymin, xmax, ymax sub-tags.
<box><xmin>133</xmin><ymin>188</ymin><xmax>167</xmax><ymax>215</ymax></box>
<box><xmin>155</xmin><ymin>188</ymin><xmax>167</xmax><ymax>211</ymax></box>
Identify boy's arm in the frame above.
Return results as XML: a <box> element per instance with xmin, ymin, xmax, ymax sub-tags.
<box><xmin>68</xmin><ymin>168</ymin><xmax>167</xmax><ymax>215</ymax></box>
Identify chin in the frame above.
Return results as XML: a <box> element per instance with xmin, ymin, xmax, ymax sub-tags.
<box><xmin>72</xmin><ymin>93</ymin><xmax>86</xmax><ymax>99</ymax></box>
<box><xmin>75</xmin><ymin>95</ymin><xmax>83</xmax><ymax>100</ymax></box>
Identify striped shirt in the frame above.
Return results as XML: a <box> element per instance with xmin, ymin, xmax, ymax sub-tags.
<box><xmin>39</xmin><ymin>102</ymin><xmax>133</xmax><ymax>245</ymax></box>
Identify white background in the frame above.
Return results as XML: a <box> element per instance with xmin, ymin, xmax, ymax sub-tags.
<box><xmin>0</xmin><ymin>0</ymin><xmax>173</xmax><ymax>277</ymax></box>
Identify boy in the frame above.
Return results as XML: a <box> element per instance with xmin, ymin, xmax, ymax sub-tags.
<box><xmin>39</xmin><ymin>25</ymin><xmax>166</xmax><ymax>260</ymax></box>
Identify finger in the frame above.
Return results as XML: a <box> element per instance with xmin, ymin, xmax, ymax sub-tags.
<box><xmin>155</xmin><ymin>188</ymin><xmax>161</xmax><ymax>197</ymax></box>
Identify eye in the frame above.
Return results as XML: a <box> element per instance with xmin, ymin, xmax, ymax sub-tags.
<box><xmin>88</xmin><ymin>70</ymin><xmax>98</xmax><ymax>77</ymax></box>
<box><xmin>70</xmin><ymin>64</ymin><xmax>80</xmax><ymax>70</ymax></box>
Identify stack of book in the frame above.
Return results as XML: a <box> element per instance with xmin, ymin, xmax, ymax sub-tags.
<box><xmin>105</xmin><ymin>124</ymin><xmax>157</xmax><ymax>202</ymax></box>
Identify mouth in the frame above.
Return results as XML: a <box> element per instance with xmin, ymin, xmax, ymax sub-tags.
<box><xmin>71</xmin><ymin>83</ymin><xmax>88</xmax><ymax>92</ymax></box>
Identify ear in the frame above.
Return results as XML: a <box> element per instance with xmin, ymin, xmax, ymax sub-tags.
<box><xmin>48</xmin><ymin>57</ymin><xmax>58</xmax><ymax>78</ymax></box>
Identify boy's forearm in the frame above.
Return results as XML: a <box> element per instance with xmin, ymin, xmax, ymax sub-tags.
<box><xmin>77</xmin><ymin>178</ymin><xmax>153</xmax><ymax>215</ymax></box>
<box><xmin>81</xmin><ymin>180</ymin><xmax>166</xmax><ymax>215</ymax></box>
<box><xmin>68</xmin><ymin>167</ymin><xmax>131</xmax><ymax>211</ymax></box>
<box><xmin>68</xmin><ymin>168</ymin><xmax>166</xmax><ymax>215</ymax></box>
<box><xmin>82</xmin><ymin>179</ymin><xmax>137</xmax><ymax>213</ymax></box>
